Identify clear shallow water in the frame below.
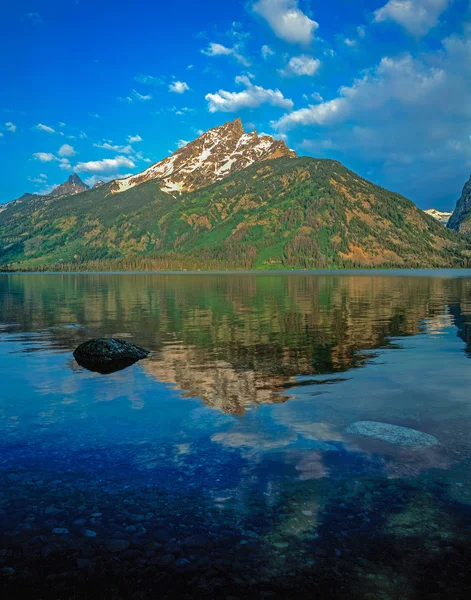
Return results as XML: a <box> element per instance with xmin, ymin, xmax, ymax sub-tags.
<box><xmin>1</xmin><ymin>272</ymin><xmax>471</xmax><ymax>599</ymax></box>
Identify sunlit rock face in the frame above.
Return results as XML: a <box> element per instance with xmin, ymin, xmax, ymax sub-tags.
<box><xmin>448</xmin><ymin>175</ymin><xmax>471</xmax><ymax>233</ymax></box>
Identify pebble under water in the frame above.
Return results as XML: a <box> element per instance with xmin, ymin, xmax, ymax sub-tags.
<box><xmin>1</xmin><ymin>271</ymin><xmax>471</xmax><ymax>599</ymax></box>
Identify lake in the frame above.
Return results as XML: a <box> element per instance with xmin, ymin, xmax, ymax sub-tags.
<box><xmin>1</xmin><ymin>271</ymin><xmax>471</xmax><ymax>599</ymax></box>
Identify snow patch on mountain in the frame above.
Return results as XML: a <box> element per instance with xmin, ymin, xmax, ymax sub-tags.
<box><xmin>111</xmin><ymin>119</ymin><xmax>297</xmax><ymax>196</ymax></box>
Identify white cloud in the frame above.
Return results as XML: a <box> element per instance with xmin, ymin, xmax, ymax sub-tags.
<box><xmin>93</xmin><ymin>142</ymin><xmax>133</xmax><ymax>154</ymax></box>
<box><xmin>177</xmin><ymin>139</ymin><xmax>190</xmax><ymax>148</ymax></box>
<box><xmin>274</xmin><ymin>32</ymin><xmax>471</xmax><ymax>204</ymax></box>
<box><xmin>28</xmin><ymin>174</ymin><xmax>47</xmax><ymax>184</ymax></box>
<box><xmin>259</xmin><ymin>131</ymin><xmax>288</xmax><ymax>142</ymax></box>
<box><xmin>261</xmin><ymin>44</ymin><xmax>275</xmax><ymax>59</ymax></box>
<box><xmin>83</xmin><ymin>173</ymin><xmax>133</xmax><ymax>187</ymax></box>
<box><xmin>373</xmin><ymin>0</ymin><xmax>451</xmax><ymax>37</ymax></box>
<box><xmin>280</xmin><ymin>55</ymin><xmax>321</xmax><ymax>76</ymax></box>
<box><xmin>58</xmin><ymin>144</ymin><xmax>75</xmax><ymax>157</ymax></box>
<box><xmin>253</xmin><ymin>0</ymin><xmax>318</xmax><ymax>44</ymax></box>
<box><xmin>88</xmin><ymin>112</ymin><xmax>100</xmax><ymax>118</ymax></box>
<box><xmin>118</xmin><ymin>96</ymin><xmax>134</xmax><ymax>104</ymax></box>
<box><xmin>127</xmin><ymin>134</ymin><xmax>142</xmax><ymax>143</ymax></box>
<box><xmin>4</xmin><ymin>122</ymin><xmax>16</xmax><ymax>132</ymax></box>
<box><xmin>35</xmin><ymin>123</ymin><xmax>56</xmax><ymax>134</ymax></box>
<box><xmin>59</xmin><ymin>158</ymin><xmax>72</xmax><ymax>171</ymax></box>
<box><xmin>133</xmin><ymin>89</ymin><xmax>152</xmax><ymax>101</ymax></box>
<box><xmin>74</xmin><ymin>155</ymin><xmax>136</xmax><ymax>174</ymax></box>
<box><xmin>134</xmin><ymin>73</ymin><xmax>164</xmax><ymax>86</ymax></box>
<box><xmin>59</xmin><ymin>122</ymin><xmax>66</xmax><ymax>127</ymax></box>
<box><xmin>33</xmin><ymin>152</ymin><xmax>56</xmax><ymax>162</ymax></box>
<box><xmin>202</xmin><ymin>42</ymin><xmax>250</xmax><ymax>66</ymax></box>
<box><xmin>273</xmin><ymin>51</ymin><xmax>451</xmax><ymax>130</ymax></box>
<box><xmin>169</xmin><ymin>81</ymin><xmax>190</xmax><ymax>94</ymax></box>
<box><xmin>205</xmin><ymin>74</ymin><xmax>294</xmax><ymax>113</ymax></box>
<box><xmin>344</xmin><ymin>37</ymin><xmax>357</xmax><ymax>47</ymax></box>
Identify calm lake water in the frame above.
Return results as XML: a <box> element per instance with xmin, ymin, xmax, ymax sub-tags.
<box><xmin>1</xmin><ymin>271</ymin><xmax>471</xmax><ymax>599</ymax></box>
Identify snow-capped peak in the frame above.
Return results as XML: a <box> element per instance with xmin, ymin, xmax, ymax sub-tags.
<box><xmin>423</xmin><ymin>208</ymin><xmax>453</xmax><ymax>226</ymax></box>
<box><xmin>112</xmin><ymin>119</ymin><xmax>297</xmax><ymax>195</ymax></box>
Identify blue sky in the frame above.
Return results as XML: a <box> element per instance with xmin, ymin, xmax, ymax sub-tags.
<box><xmin>1</xmin><ymin>0</ymin><xmax>470</xmax><ymax>210</ymax></box>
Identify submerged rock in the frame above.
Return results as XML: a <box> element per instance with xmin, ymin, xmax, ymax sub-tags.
<box><xmin>346</xmin><ymin>421</ymin><xmax>440</xmax><ymax>449</ymax></box>
<box><xmin>73</xmin><ymin>338</ymin><xmax>150</xmax><ymax>374</ymax></box>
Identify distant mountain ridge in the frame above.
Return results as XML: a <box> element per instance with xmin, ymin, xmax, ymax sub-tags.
<box><xmin>1</xmin><ymin>120</ymin><xmax>470</xmax><ymax>271</ymax></box>
<box><xmin>2</xmin><ymin>174</ymin><xmax>89</xmax><ymax>210</ymax></box>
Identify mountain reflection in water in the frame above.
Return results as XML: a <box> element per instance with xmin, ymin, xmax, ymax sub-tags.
<box><xmin>1</xmin><ymin>272</ymin><xmax>470</xmax><ymax>414</ymax></box>
<box><xmin>1</xmin><ymin>272</ymin><xmax>471</xmax><ymax>600</ymax></box>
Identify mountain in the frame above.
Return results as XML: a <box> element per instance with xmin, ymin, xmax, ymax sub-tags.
<box><xmin>448</xmin><ymin>175</ymin><xmax>471</xmax><ymax>233</ymax></box>
<box><xmin>1</xmin><ymin>120</ymin><xmax>470</xmax><ymax>271</ymax></box>
<box><xmin>0</xmin><ymin>175</ymin><xmax>89</xmax><ymax>214</ymax></box>
<box><xmin>112</xmin><ymin>118</ymin><xmax>296</xmax><ymax>195</ymax></box>
<box><xmin>423</xmin><ymin>208</ymin><xmax>453</xmax><ymax>226</ymax></box>
<box><xmin>49</xmin><ymin>174</ymin><xmax>89</xmax><ymax>197</ymax></box>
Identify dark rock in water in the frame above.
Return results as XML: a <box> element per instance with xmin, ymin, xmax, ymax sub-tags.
<box><xmin>73</xmin><ymin>338</ymin><xmax>150</xmax><ymax>374</ymax></box>
<box><xmin>346</xmin><ymin>421</ymin><xmax>440</xmax><ymax>449</ymax></box>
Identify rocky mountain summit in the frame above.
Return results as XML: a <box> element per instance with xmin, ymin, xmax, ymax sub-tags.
<box><xmin>448</xmin><ymin>175</ymin><xmax>471</xmax><ymax>233</ymax></box>
<box><xmin>111</xmin><ymin>118</ymin><xmax>297</xmax><ymax>195</ymax></box>
<box><xmin>49</xmin><ymin>174</ymin><xmax>89</xmax><ymax>197</ymax></box>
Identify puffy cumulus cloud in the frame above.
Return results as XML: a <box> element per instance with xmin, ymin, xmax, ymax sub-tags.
<box><xmin>4</xmin><ymin>122</ymin><xmax>16</xmax><ymax>132</ymax></box>
<box><xmin>205</xmin><ymin>74</ymin><xmax>294</xmax><ymax>113</ymax></box>
<box><xmin>35</xmin><ymin>123</ymin><xmax>56</xmax><ymax>134</ymax></box>
<box><xmin>274</xmin><ymin>32</ymin><xmax>471</xmax><ymax>205</ymax></box>
<box><xmin>58</xmin><ymin>158</ymin><xmax>72</xmax><ymax>171</ymax></box>
<box><xmin>127</xmin><ymin>134</ymin><xmax>142</xmax><ymax>143</ymax></box>
<box><xmin>273</xmin><ymin>97</ymin><xmax>347</xmax><ymax>130</ymax></box>
<box><xmin>261</xmin><ymin>44</ymin><xmax>275</xmax><ymax>59</ymax></box>
<box><xmin>93</xmin><ymin>141</ymin><xmax>133</xmax><ymax>154</ymax></box>
<box><xmin>74</xmin><ymin>155</ymin><xmax>136</xmax><ymax>174</ymax></box>
<box><xmin>280</xmin><ymin>55</ymin><xmax>321</xmax><ymax>76</ymax></box>
<box><xmin>32</xmin><ymin>151</ymin><xmax>73</xmax><ymax>170</ymax></box>
<box><xmin>202</xmin><ymin>42</ymin><xmax>250</xmax><ymax>66</ymax></box>
<box><xmin>373</xmin><ymin>0</ymin><xmax>451</xmax><ymax>37</ymax></box>
<box><xmin>33</xmin><ymin>152</ymin><xmax>56</xmax><ymax>162</ymax></box>
<box><xmin>253</xmin><ymin>0</ymin><xmax>318</xmax><ymax>45</ymax></box>
<box><xmin>169</xmin><ymin>81</ymin><xmax>190</xmax><ymax>94</ymax></box>
<box><xmin>58</xmin><ymin>144</ymin><xmax>75</xmax><ymax>157</ymax></box>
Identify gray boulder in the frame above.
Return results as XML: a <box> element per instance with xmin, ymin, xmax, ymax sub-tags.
<box><xmin>346</xmin><ymin>421</ymin><xmax>440</xmax><ymax>449</ymax></box>
<box><xmin>73</xmin><ymin>338</ymin><xmax>150</xmax><ymax>374</ymax></box>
